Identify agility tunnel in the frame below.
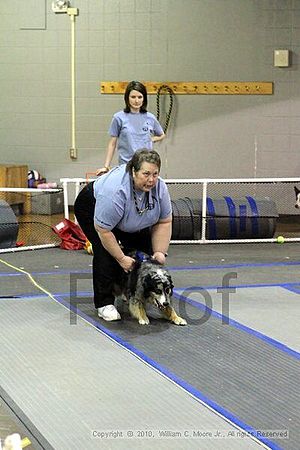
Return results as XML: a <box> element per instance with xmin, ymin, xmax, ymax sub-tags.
<box><xmin>171</xmin><ymin>196</ymin><xmax>278</xmax><ymax>240</ymax></box>
<box><xmin>0</xmin><ymin>199</ymin><xmax>19</xmax><ymax>248</ymax></box>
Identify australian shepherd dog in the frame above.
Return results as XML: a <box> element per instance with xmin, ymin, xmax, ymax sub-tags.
<box><xmin>115</xmin><ymin>252</ymin><xmax>187</xmax><ymax>326</ymax></box>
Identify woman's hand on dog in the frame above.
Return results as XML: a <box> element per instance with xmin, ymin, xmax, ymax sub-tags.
<box><xmin>152</xmin><ymin>251</ymin><xmax>166</xmax><ymax>265</ymax></box>
<box><xmin>117</xmin><ymin>255</ymin><xmax>135</xmax><ymax>273</ymax></box>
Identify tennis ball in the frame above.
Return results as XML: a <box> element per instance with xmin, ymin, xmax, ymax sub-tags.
<box><xmin>277</xmin><ymin>236</ymin><xmax>285</xmax><ymax>244</ymax></box>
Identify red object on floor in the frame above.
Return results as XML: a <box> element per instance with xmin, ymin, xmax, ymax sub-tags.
<box><xmin>52</xmin><ymin>219</ymin><xmax>87</xmax><ymax>250</ymax></box>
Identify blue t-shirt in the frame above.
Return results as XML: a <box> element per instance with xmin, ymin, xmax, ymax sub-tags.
<box><xmin>93</xmin><ymin>165</ymin><xmax>172</xmax><ymax>233</ymax></box>
<box><xmin>109</xmin><ymin>111</ymin><xmax>164</xmax><ymax>165</ymax></box>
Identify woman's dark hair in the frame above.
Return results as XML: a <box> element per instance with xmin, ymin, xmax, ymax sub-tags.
<box><xmin>126</xmin><ymin>149</ymin><xmax>161</xmax><ymax>173</ymax></box>
<box><xmin>124</xmin><ymin>81</ymin><xmax>148</xmax><ymax>113</ymax></box>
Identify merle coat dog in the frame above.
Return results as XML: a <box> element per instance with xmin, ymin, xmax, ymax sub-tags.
<box><xmin>115</xmin><ymin>252</ymin><xmax>187</xmax><ymax>326</ymax></box>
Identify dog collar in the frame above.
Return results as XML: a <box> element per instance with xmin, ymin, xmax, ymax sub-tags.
<box><xmin>135</xmin><ymin>251</ymin><xmax>149</xmax><ymax>262</ymax></box>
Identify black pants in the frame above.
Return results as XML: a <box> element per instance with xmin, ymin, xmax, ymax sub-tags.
<box><xmin>74</xmin><ymin>182</ymin><xmax>152</xmax><ymax>308</ymax></box>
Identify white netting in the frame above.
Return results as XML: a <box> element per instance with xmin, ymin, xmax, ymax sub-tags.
<box><xmin>0</xmin><ymin>188</ymin><xmax>65</xmax><ymax>252</ymax></box>
<box><xmin>2</xmin><ymin>178</ymin><xmax>300</xmax><ymax>252</ymax></box>
<box><xmin>166</xmin><ymin>178</ymin><xmax>300</xmax><ymax>243</ymax></box>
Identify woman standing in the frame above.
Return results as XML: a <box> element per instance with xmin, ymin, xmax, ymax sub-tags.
<box><xmin>74</xmin><ymin>149</ymin><xmax>172</xmax><ymax>322</ymax></box>
<box><xmin>96</xmin><ymin>81</ymin><xmax>165</xmax><ymax>176</ymax></box>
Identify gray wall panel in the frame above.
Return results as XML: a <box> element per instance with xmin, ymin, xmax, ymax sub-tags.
<box><xmin>0</xmin><ymin>0</ymin><xmax>299</xmax><ymax>186</ymax></box>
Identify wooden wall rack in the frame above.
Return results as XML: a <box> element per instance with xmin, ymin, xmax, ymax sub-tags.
<box><xmin>101</xmin><ymin>81</ymin><xmax>273</xmax><ymax>95</ymax></box>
